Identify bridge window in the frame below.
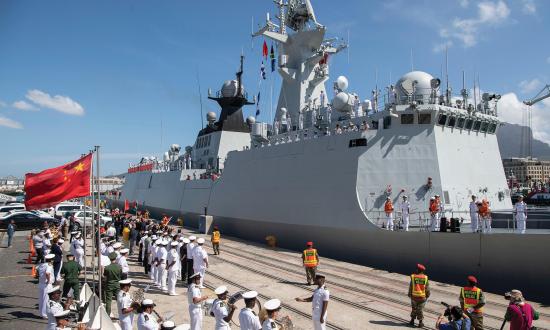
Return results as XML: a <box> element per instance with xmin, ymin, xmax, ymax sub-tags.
<box><xmin>401</xmin><ymin>114</ymin><xmax>414</xmax><ymax>124</ymax></box>
<box><xmin>437</xmin><ymin>113</ymin><xmax>448</xmax><ymax>126</ymax></box>
<box><xmin>371</xmin><ymin>120</ymin><xmax>379</xmax><ymax>129</ymax></box>
<box><xmin>473</xmin><ymin>120</ymin><xmax>482</xmax><ymax>131</ymax></box>
<box><xmin>465</xmin><ymin>119</ymin><xmax>474</xmax><ymax>130</ymax></box>
<box><xmin>383</xmin><ymin>116</ymin><xmax>392</xmax><ymax>129</ymax></box>
<box><xmin>349</xmin><ymin>138</ymin><xmax>367</xmax><ymax>148</ymax></box>
<box><xmin>418</xmin><ymin>113</ymin><xmax>431</xmax><ymax>124</ymax></box>
<box><xmin>480</xmin><ymin>121</ymin><xmax>489</xmax><ymax>133</ymax></box>
<box><xmin>488</xmin><ymin>123</ymin><xmax>497</xmax><ymax>134</ymax></box>
<box><xmin>447</xmin><ymin>116</ymin><xmax>456</xmax><ymax>128</ymax></box>
<box><xmin>456</xmin><ymin>117</ymin><xmax>465</xmax><ymax>129</ymax></box>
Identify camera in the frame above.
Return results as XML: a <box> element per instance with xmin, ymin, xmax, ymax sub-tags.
<box><xmin>441</xmin><ymin>302</ymin><xmax>452</xmax><ymax>322</ymax></box>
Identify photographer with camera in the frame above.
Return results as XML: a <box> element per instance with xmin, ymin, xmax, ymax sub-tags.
<box><xmin>436</xmin><ymin>305</ymin><xmax>471</xmax><ymax>330</ymax></box>
<box><xmin>504</xmin><ymin>290</ymin><xmax>539</xmax><ymax>330</ymax></box>
<box><xmin>459</xmin><ymin>276</ymin><xmax>485</xmax><ymax>330</ymax></box>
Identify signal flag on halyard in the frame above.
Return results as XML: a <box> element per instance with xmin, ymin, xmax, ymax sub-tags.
<box><xmin>260</xmin><ymin>61</ymin><xmax>266</xmax><ymax>80</ymax></box>
<box><xmin>24</xmin><ymin>153</ymin><xmax>93</xmax><ymax>210</ymax></box>
<box><xmin>256</xmin><ymin>91</ymin><xmax>261</xmax><ymax>117</ymax></box>
<box><xmin>270</xmin><ymin>45</ymin><xmax>275</xmax><ymax>72</ymax></box>
<box><xmin>262</xmin><ymin>40</ymin><xmax>268</xmax><ymax>58</ymax></box>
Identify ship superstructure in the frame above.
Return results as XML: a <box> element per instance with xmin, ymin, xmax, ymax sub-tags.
<box><xmin>116</xmin><ymin>0</ymin><xmax>549</xmax><ymax>301</ymax></box>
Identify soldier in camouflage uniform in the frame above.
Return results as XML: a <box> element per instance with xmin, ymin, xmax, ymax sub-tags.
<box><xmin>408</xmin><ymin>264</ymin><xmax>430</xmax><ymax>328</ymax></box>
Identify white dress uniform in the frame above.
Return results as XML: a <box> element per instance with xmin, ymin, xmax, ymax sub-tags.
<box><xmin>399</xmin><ymin>200</ymin><xmax>410</xmax><ymax>231</ymax></box>
<box><xmin>106</xmin><ymin>227</ymin><xmax>116</xmax><ymax>239</ymax></box>
<box><xmin>469</xmin><ymin>201</ymin><xmax>479</xmax><ymax>232</ymax></box>
<box><xmin>167</xmin><ymin>248</ymin><xmax>180</xmax><ymax>295</ymax></box>
<box><xmin>72</xmin><ymin>238</ymin><xmax>85</xmax><ymax>267</ymax></box>
<box><xmin>117</xmin><ymin>290</ymin><xmax>134</xmax><ymax>330</ymax></box>
<box><xmin>187</xmin><ymin>283</ymin><xmax>203</xmax><ymax>330</ymax></box>
<box><xmin>312</xmin><ymin>285</ymin><xmax>330</xmax><ymax>330</ymax></box>
<box><xmin>262</xmin><ymin>318</ymin><xmax>279</xmax><ymax>330</ymax></box>
<box><xmin>106</xmin><ymin>245</ymin><xmax>115</xmax><ymax>256</ymax></box>
<box><xmin>514</xmin><ymin>201</ymin><xmax>527</xmax><ymax>234</ymax></box>
<box><xmin>212</xmin><ymin>299</ymin><xmax>231</xmax><ymax>330</ymax></box>
<box><xmin>192</xmin><ymin>246</ymin><xmax>208</xmax><ymax>287</ymax></box>
<box><xmin>238</xmin><ymin>308</ymin><xmax>261</xmax><ymax>330</ymax></box>
<box><xmin>101</xmin><ymin>254</ymin><xmax>111</xmax><ymax>267</ymax></box>
<box><xmin>38</xmin><ymin>263</ymin><xmax>54</xmax><ymax>317</ymax></box>
<box><xmin>43</xmin><ymin>238</ymin><xmax>52</xmax><ymax>256</ymax></box>
<box><xmin>157</xmin><ymin>246</ymin><xmax>168</xmax><ymax>290</ymax></box>
<box><xmin>150</xmin><ymin>244</ymin><xmax>158</xmax><ymax>282</ymax></box>
<box><xmin>46</xmin><ymin>299</ymin><xmax>64</xmax><ymax>330</ymax></box>
<box><xmin>137</xmin><ymin>311</ymin><xmax>158</xmax><ymax>330</ymax></box>
<box><xmin>100</xmin><ymin>241</ymin><xmax>107</xmax><ymax>255</ymax></box>
<box><xmin>118</xmin><ymin>255</ymin><xmax>129</xmax><ymax>277</ymax></box>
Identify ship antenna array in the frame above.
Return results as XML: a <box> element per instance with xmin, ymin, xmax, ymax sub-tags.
<box><xmin>196</xmin><ymin>69</ymin><xmax>204</xmax><ymax>129</ymax></box>
<box><xmin>445</xmin><ymin>45</ymin><xmax>451</xmax><ymax>106</ymax></box>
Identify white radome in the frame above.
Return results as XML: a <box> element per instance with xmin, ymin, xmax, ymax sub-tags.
<box><xmin>332</xmin><ymin>92</ymin><xmax>353</xmax><ymax>112</ymax></box>
<box><xmin>221</xmin><ymin>80</ymin><xmax>244</xmax><ymax>97</ymax></box>
<box><xmin>395</xmin><ymin>71</ymin><xmax>435</xmax><ymax>104</ymax></box>
<box><xmin>207</xmin><ymin>111</ymin><xmax>217</xmax><ymax>122</ymax></box>
<box><xmin>335</xmin><ymin>76</ymin><xmax>349</xmax><ymax>91</ymax></box>
<box><xmin>246</xmin><ymin>116</ymin><xmax>256</xmax><ymax>125</ymax></box>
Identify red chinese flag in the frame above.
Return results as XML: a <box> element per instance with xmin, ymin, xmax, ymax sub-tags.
<box><xmin>124</xmin><ymin>200</ymin><xmax>129</xmax><ymax>212</ymax></box>
<box><xmin>24</xmin><ymin>154</ymin><xmax>93</xmax><ymax>210</ymax></box>
<box><xmin>262</xmin><ymin>40</ymin><xmax>268</xmax><ymax>58</ymax></box>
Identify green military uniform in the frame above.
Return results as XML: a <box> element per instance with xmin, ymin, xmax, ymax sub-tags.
<box><xmin>61</xmin><ymin>259</ymin><xmax>81</xmax><ymax>298</ymax></box>
<box><xmin>103</xmin><ymin>256</ymin><xmax>122</xmax><ymax>315</ymax></box>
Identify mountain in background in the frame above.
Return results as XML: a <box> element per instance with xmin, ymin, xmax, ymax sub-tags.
<box><xmin>497</xmin><ymin>123</ymin><xmax>550</xmax><ymax>160</ymax></box>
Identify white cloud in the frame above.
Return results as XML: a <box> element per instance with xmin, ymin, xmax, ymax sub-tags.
<box><xmin>519</xmin><ymin>79</ymin><xmax>542</xmax><ymax>94</ymax></box>
<box><xmin>438</xmin><ymin>1</ymin><xmax>510</xmax><ymax>48</ymax></box>
<box><xmin>433</xmin><ymin>40</ymin><xmax>453</xmax><ymax>53</ymax></box>
<box><xmin>25</xmin><ymin>89</ymin><xmax>85</xmax><ymax>116</ymax></box>
<box><xmin>499</xmin><ymin>92</ymin><xmax>550</xmax><ymax>144</ymax></box>
<box><xmin>459</xmin><ymin>0</ymin><xmax>470</xmax><ymax>8</ymax></box>
<box><xmin>12</xmin><ymin>100</ymin><xmax>39</xmax><ymax>111</ymax></box>
<box><xmin>521</xmin><ymin>0</ymin><xmax>536</xmax><ymax>14</ymax></box>
<box><xmin>0</xmin><ymin>116</ymin><xmax>23</xmax><ymax>129</ymax></box>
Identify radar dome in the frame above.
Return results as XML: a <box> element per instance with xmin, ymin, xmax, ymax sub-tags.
<box><xmin>206</xmin><ymin>111</ymin><xmax>217</xmax><ymax>122</ymax></box>
<box><xmin>246</xmin><ymin>116</ymin><xmax>256</xmax><ymax>126</ymax></box>
<box><xmin>332</xmin><ymin>92</ymin><xmax>353</xmax><ymax>112</ymax></box>
<box><xmin>335</xmin><ymin>76</ymin><xmax>349</xmax><ymax>91</ymax></box>
<box><xmin>395</xmin><ymin>71</ymin><xmax>435</xmax><ymax>105</ymax></box>
<box><xmin>221</xmin><ymin>80</ymin><xmax>244</xmax><ymax>97</ymax></box>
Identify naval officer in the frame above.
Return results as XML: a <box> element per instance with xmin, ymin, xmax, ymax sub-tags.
<box><xmin>239</xmin><ymin>291</ymin><xmax>262</xmax><ymax>330</ymax></box>
<box><xmin>400</xmin><ymin>195</ymin><xmax>411</xmax><ymax>231</ymax></box>
<box><xmin>295</xmin><ymin>274</ymin><xmax>330</xmax><ymax>330</ymax></box>
<box><xmin>211</xmin><ymin>285</ymin><xmax>236</xmax><ymax>330</ymax></box>
<box><xmin>188</xmin><ymin>272</ymin><xmax>209</xmax><ymax>330</ymax></box>
<box><xmin>469</xmin><ymin>195</ymin><xmax>479</xmax><ymax>232</ymax></box>
<box><xmin>118</xmin><ymin>248</ymin><xmax>130</xmax><ymax>280</ymax></box>
<box><xmin>262</xmin><ymin>299</ymin><xmax>282</xmax><ymax>330</ymax></box>
<box><xmin>117</xmin><ymin>279</ymin><xmax>135</xmax><ymax>330</ymax></box>
<box><xmin>193</xmin><ymin>238</ymin><xmax>208</xmax><ymax>288</ymax></box>
<box><xmin>514</xmin><ymin>196</ymin><xmax>528</xmax><ymax>234</ymax></box>
<box><xmin>137</xmin><ymin>299</ymin><xmax>160</xmax><ymax>330</ymax></box>
<box><xmin>46</xmin><ymin>285</ymin><xmax>71</xmax><ymax>330</ymax></box>
<box><xmin>38</xmin><ymin>253</ymin><xmax>56</xmax><ymax>318</ymax></box>
<box><xmin>167</xmin><ymin>241</ymin><xmax>180</xmax><ymax>295</ymax></box>
<box><xmin>186</xmin><ymin>236</ymin><xmax>196</xmax><ymax>285</ymax></box>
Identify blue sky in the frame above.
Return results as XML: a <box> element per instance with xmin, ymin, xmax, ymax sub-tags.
<box><xmin>0</xmin><ymin>0</ymin><xmax>549</xmax><ymax>177</ymax></box>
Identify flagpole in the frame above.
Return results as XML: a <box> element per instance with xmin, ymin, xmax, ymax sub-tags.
<box><xmin>81</xmin><ymin>152</ymin><xmax>88</xmax><ymax>285</ymax></box>
<box><xmin>90</xmin><ymin>150</ymin><xmax>97</xmax><ymax>294</ymax></box>
<box><xmin>95</xmin><ymin>146</ymin><xmax>103</xmax><ymax>317</ymax></box>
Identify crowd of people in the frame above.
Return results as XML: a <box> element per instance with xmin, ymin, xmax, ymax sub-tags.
<box><xmin>20</xmin><ymin>207</ymin><xmax>542</xmax><ymax>330</ymax></box>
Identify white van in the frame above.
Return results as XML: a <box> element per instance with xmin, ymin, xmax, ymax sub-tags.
<box><xmin>0</xmin><ymin>203</ymin><xmax>25</xmax><ymax>214</ymax></box>
<box><xmin>54</xmin><ymin>203</ymin><xmax>90</xmax><ymax>217</ymax></box>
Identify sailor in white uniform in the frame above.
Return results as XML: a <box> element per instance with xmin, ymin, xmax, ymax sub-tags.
<box><xmin>117</xmin><ymin>279</ymin><xmax>135</xmax><ymax>330</ymax></box>
<box><xmin>137</xmin><ymin>299</ymin><xmax>160</xmax><ymax>330</ymax></box>
<box><xmin>118</xmin><ymin>248</ymin><xmax>130</xmax><ymax>280</ymax></box>
<box><xmin>238</xmin><ymin>291</ymin><xmax>262</xmax><ymax>330</ymax></box>
<box><xmin>399</xmin><ymin>195</ymin><xmax>411</xmax><ymax>231</ymax></box>
<box><xmin>192</xmin><ymin>238</ymin><xmax>208</xmax><ymax>288</ymax></box>
<box><xmin>167</xmin><ymin>242</ymin><xmax>180</xmax><ymax>295</ymax></box>
<box><xmin>113</xmin><ymin>242</ymin><xmax>122</xmax><ymax>263</ymax></box>
<box><xmin>211</xmin><ymin>286</ymin><xmax>235</xmax><ymax>330</ymax></box>
<box><xmin>469</xmin><ymin>195</ymin><xmax>479</xmax><ymax>233</ymax></box>
<box><xmin>514</xmin><ymin>196</ymin><xmax>528</xmax><ymax>234</ymax></box>
<box><xmin>71</xmin><ymin>232</ymin><xmax>84</xmax><ymax>267</ymax></box>
<box><xmin>188</xmin><ymin>273</ymin><xmax>209</xmax><ymax>330</ymax></box>
<box><xmin>295</xmin><ymin>274</ymin><xmax>329</xmax><ymax>330</ymax></box>
<box><xmin>38</xmin><ymin>254</ymin><xmax>56</xmax><ymax>318</ymax></box>
<box><xmin>149</xmin><ymin>236</ymin><xmax>158</xmax><ymax>281</ymax></box>
<box><xmin>262</xmin><ymin>299</ymin><xmax>282</xmax><ymax>330</ymax></box>
<box><xmin>46</xmin><ymin>286</ymin><xmax>68</xmax><ymax>330</ymax></box>
<box><xmin>156</xmin><ymin>240</ymin><xmax>168</xmax><ymax>291</ymax></box>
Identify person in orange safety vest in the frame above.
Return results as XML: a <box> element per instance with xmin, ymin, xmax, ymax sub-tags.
<box><xmin>211</xmin><ymin>226</ymin><xmax>221</xmax><ymax>255</ymax></box>
<box><xmin>408</xmin><ymin>263</ymin><xmax>430</xmax><ymax>328</ymax></box>
<box><xmin>302</xmin><ymin>241</ymin><xmax>319</xmax><ymax>285</ymax></box>
<box><xmin>384</xmin><ymin>197</ymin><xmax>395</xmax><ymax>231</ymax></box>
<box><xmin>459</xmin><ymin>275</ymin><xmax>485</xmax><ymax>330</ymax></box>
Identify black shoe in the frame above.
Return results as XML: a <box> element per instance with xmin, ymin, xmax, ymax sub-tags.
<box><xmin>418</xmin><ymin>321</ymin><xmax>424</xmax><ymax>328</ymax></box>
<box><xmin>409</xmin><ymin>319</ymin><xmax>415</xmax><ymax>326</ymax></box>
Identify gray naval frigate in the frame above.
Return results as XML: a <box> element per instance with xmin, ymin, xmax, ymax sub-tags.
<box><xmin>115</xmin><ymin>0</ymin><xmax>549</xmax><ymax>301</ymax></box>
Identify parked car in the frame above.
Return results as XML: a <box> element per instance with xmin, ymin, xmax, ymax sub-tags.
<box><xmin>72</xmin><ymin>210</ymin><xmax>112</xmax><ymax>229</ymax></box>
<box><xmin>54</xmin><ymin>203</ymin><xmax>90</xmax><ymax>217</ymax></box>
<box><xmin>0</xmin><ymin>211</ymin><xmax>59</xmax><ymax>230</ymax></box>
<box><xmin>0</xmin><ymin>203</ymin><xmax>25</xmax><ymax>215</ymax></box>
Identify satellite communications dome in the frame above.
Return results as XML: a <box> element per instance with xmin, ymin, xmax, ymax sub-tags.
<box><xmin>206</xmin><ymin>112</ymin><xmax>217</xmax><ymax>122</ymax></box>
<box><xmin>335</xmin><ymin>76</ymin><xmax>349</xmax><ymax>91</ymax></box>
<box><xmin>246</xmin><ymin>116</ymin><xmax>256</xmax><ymax>126</ymax></box>
<box><xmin>395</xmin><ymin>71</ymin><xmax>436</xmax><ymax>104</ymax></box>
<box><xmin>221</xmin><ymin>80</ymin><xmax>244</xmax><ymax>97</ymax></box>
<box><xmin>332</xmin><ymin>92</ymin><xmax>354</xmax><ymax>112</ymax></box>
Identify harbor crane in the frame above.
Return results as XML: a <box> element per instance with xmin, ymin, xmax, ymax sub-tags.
<box><xmin>523</xmin><ymin>84</ymin><xmax>550</xmax><ymax>106</ymax></box>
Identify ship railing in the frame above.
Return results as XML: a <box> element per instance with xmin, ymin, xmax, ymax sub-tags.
<box><xmin>364</xmin><ymin>210</ymin><xmax>550</xmax><ymax>233</ymax></box>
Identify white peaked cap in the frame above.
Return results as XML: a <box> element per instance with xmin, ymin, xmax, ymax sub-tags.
<box><xmin>119</xmin><ymin>279</ymin><xmax>132</xmax><ymax>285</ymax></box>
<box><xmin>162</xmin><ymin>320</ymin><xmax>175</xmax><ymax>328</ymax></box>
<box><xmin>47</xmin><ymin>285</ymin><xmax>61</xmax><ymax>294</ymax></box>
<box><xmin>264</xmin><ymin>298</ymin><xmax>281</xmax><ymax>311</ymax></box>
<box><xmin>189</xmin><ymin>235</ymin><xmax>196</xmax><ymax>241</ymax></box>
<box><xmin>242</xmin><ymin>291</ymin><xmax>258</xmax><ymax>299</ymax></box>
<box><xmin>141</xmin><ymin>298</ymin><xmax>155</xmax><ymax>306</ymax></box>
<box><xmin>45</xmin><ymin>254</ymin><xmax>55</xmax><ymax>260</ymax></box>
<box><xmin>113</xmin><ymin>242</ymin><xmax>122</xmax><ymax>249</ymax></box>
<box><xmin>197</xmin><ymin>238</ymin><xmax>205</xmax><ymax>244</ymax></box>
<box><xmin>215</xmin><ymin>285</ymin><xmax>228</xmax><ymax>295</ymax></box>
<box><xmin>54</xmin><ymin>310</ymin><xmax>71</xmax><ymax>318</ymax></box>
<box><xmin>182</xmin><ymin>238</ymin><xmax>190</xmax><ymax>243</ymax></box>
<box><xmin>120</xmin><ymin>248</ymin><xmax>129</xmax><ymax>254</ymax></box>
<box><xmin>171</xmin><ymin>242</ymin><xmax>179</xmax><ymax>246</ymax></box>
